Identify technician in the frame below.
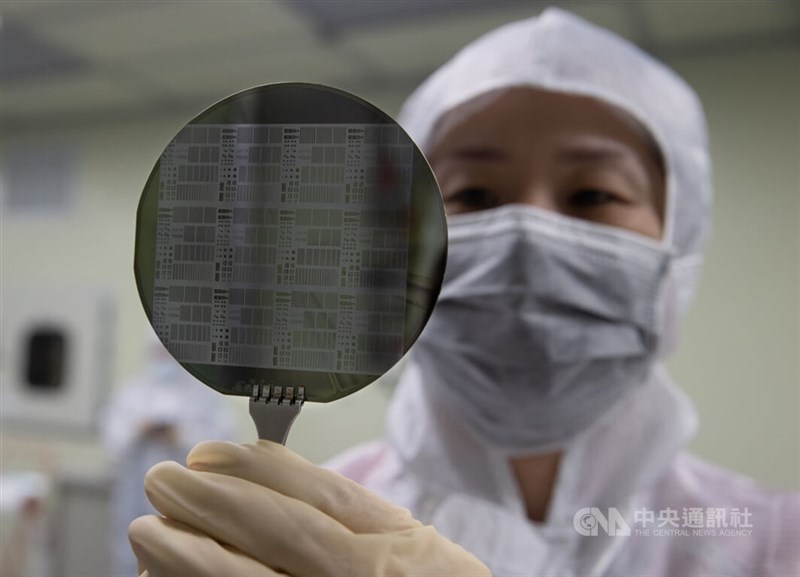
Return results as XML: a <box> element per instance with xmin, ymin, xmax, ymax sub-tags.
<box><xmin>128</xmin><ymin>9</ymin><xmax>799</xmax><ymax>577</ymax></box>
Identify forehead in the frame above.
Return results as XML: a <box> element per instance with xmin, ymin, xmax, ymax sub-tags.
<box><xmin>429</xmin><ymin>87</ymin><xmax>662</xmax><ymax>165</ymax></box>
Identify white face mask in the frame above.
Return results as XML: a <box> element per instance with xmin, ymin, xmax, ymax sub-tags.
<box><xmin>413</xmin><ymin>204</ymin><xmax>671</xmax><ymax>453</ymax></box>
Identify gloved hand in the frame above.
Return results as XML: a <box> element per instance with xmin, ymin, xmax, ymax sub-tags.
<box><xmin>129</xmin><ymin>440</ymin><xmax>492</xmax><ymax>577</ymax></box>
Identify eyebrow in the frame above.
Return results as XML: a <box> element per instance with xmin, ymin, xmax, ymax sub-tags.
<box><xmin>559</xmin><ymin>141</ymin><xmax>652</xmax><ymax>182</ymax></box>
<box><xmin>558</xmin><ymin>142</ymin><xmax>656</xmax><ymax>190</ymax></box>
<box><xmin>557</xmin><ymin>145</ymin><xmax>630</xmax><ymax>164</ymax></box>
<box><xmin>447</xmin><ymin>145</ymin><xmax>511</xmax><ymax>161</ymax></box>
<box><xmin>445</xmin><ymin>142</ymin><xmax>635</xmax><ymax>164</ymax></box>
<box><xmin>442</xmin><ymin>139</ymin><xmax>659</xmax><ymax>191</ymax></box>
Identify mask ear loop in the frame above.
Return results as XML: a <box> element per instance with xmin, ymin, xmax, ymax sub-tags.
<box><xmin>642</xmin><ymin>121</ymin><xmax>706</xmax><ymax>360</ymax></box>
<box><xmin>654</xmin><ymin>253</ymin><xmax>704</xmax><ymax>360</ymax></box>
<box><xmin>634</xmin><ymin>121</ymin><xmax>679</xmax><ymax>360</ymax></box>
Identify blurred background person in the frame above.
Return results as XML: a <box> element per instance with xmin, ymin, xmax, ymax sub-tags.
<box><xmin>100</xmin><ymin>332</ymin><xmax>235</xmax><ymax>577</ymax></box>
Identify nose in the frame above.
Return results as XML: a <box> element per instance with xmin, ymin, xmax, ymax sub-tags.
<box><xmin>508</xmin><ymin>183</ymin><xmax>560</xmax><ymax>213</ymax></box>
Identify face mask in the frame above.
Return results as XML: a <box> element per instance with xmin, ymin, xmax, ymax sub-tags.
<box><xmin>412</xmin><ymin>204</ymin><xmax>671</xmax><ymax>454</ymax></box>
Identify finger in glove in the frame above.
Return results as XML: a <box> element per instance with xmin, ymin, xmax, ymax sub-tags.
<box><xmin>144</xmin><ymin>460</ymin><xmax>366</xmax><ymax>577</ymax></box>
<box><xmin>129</xmin><ymin>514</ymin><xmax>285</xmax><ymax>577</ymax></box>
<box><xmin>187</xmin><ymin>440</ymin><xmax>421</xmax><ymax>534</ymax></box>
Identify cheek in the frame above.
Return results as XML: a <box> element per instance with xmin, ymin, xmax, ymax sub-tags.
<box><xmin>562</xmin><ymin>201</ymin><xmax>663</xmax><ymax>240</ymax></box>
<box><xmin>619</xmin><ymin>207</ymin><xmax>663</xmax><ymax>240</ymax></box>
<box><xmin>578</xmin><ymin>203</ymin><xmax>662</xmax><ymax>240</ymax></box>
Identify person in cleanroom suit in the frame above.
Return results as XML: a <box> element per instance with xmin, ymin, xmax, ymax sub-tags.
<box><xmin>127</xmin><ymin>8</ymin><xmax>799</xmax><ymax>577</ymax></box>
<box><xmin>101</xmin><ymin>333</ymin><xmax>235</xmax><ymax>577</ymax></box>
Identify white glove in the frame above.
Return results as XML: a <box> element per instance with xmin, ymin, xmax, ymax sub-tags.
<box><xmin>129</xmin><ymin>440</ymin><xmax>491</xmax><ymax>577</ymax></box>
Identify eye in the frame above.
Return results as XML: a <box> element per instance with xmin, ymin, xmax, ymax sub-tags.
<box><xmin>446</xmin><ymin>187</ymin><xmax>499</xmax><ymax>212</ymax></box>
<box><xmin>568</xmin><ymin>188</ymin><xmax>622</xmax><ymax>207</ymax></box>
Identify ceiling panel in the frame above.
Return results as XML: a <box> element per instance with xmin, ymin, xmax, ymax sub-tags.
<box><xmin>644</xmin><ymin>0</ymin><xmax>800</xmax><ymax>45</ymax></box>
<box><xmin>1</xmin><ymin>19</ymin><xmax>89</xmax><ymax>82</ymax></box>
<box><xmin>128</xmin><ymin>44</ymin><xmax>360</xmax><ymax>100</ymax></box>
<box><xmin>335</xmin><ymin>2</ymin><xmax>638</xmax><ymax>79</ymax></box>
<box><xmin>339</xmin><ymin>4</ymin><xmax>544</xmax><ymax>76</ymax></box>
<box><xmin>2</xmin><ymin>0</ymin><xmax>798</xmax><ymax>131</ymax></box>
<box><xmin>1</xmin><ymin>0</ymin><xmax>119</xmax><ymax>18</ymax></box>
<box><xmin>1</xmin><ymin>75</ymin><xmax>156</xmax><ymax>118</ymax></box>
<box><xmin>31</xmin><ymin>2</ymin><xmax>312</xmax><ymax>62</ymax></box>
